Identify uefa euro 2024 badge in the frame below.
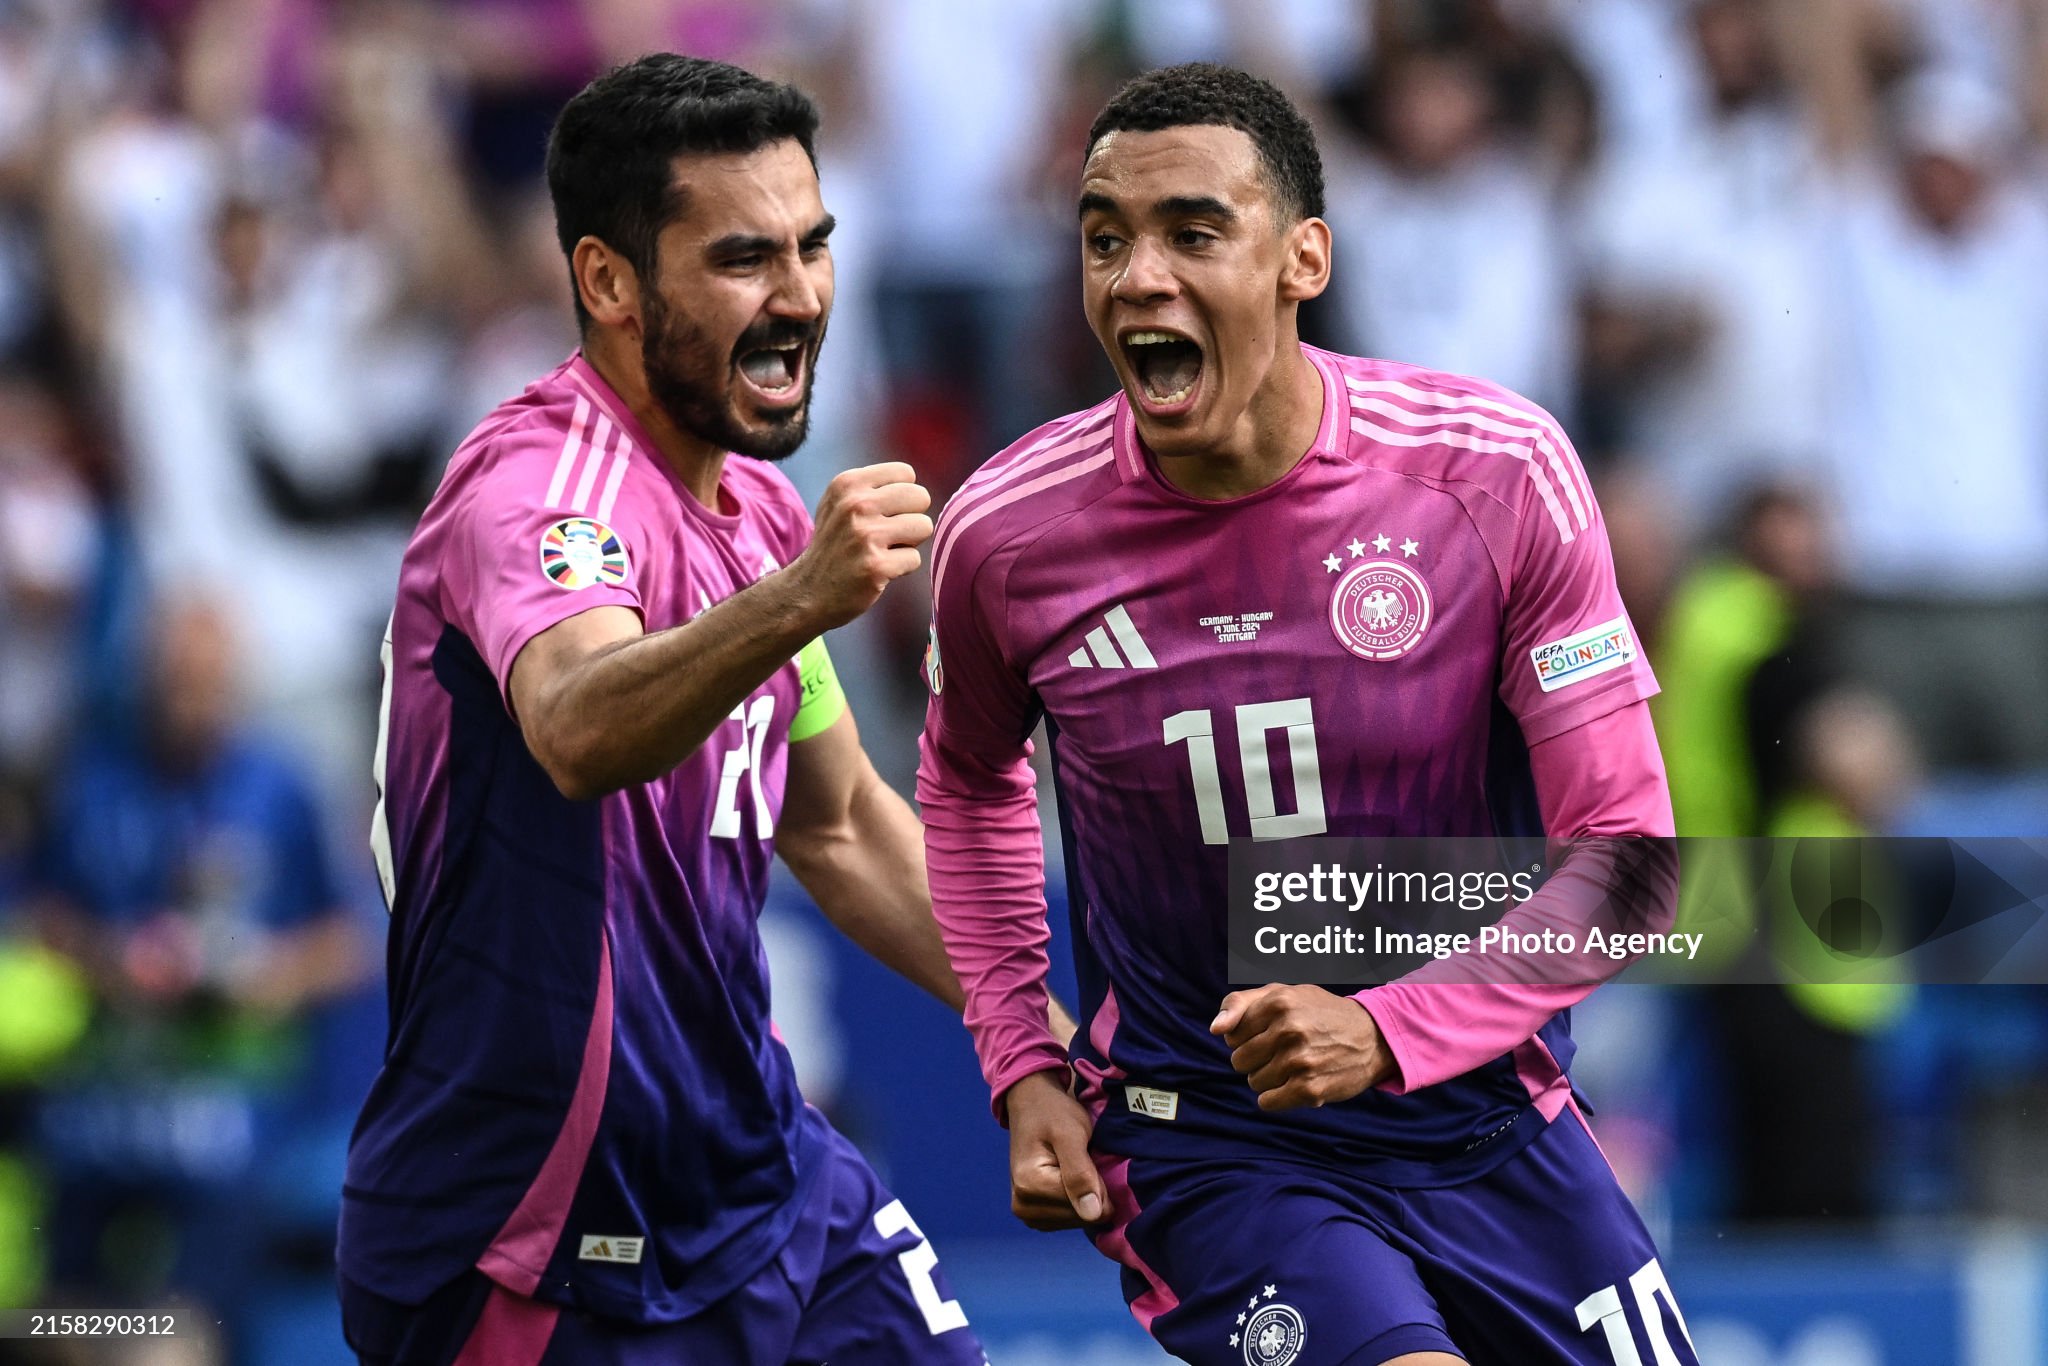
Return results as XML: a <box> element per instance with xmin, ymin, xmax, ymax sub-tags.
<box><xmin>1322</xmin><ymin>531</ymin><xmax>1430</xmax><ymax>661</ymax></box>
<box><xmin>1230</xmin><ymin>1285</ymin><xmax>1306</xmax><ymax>1366</ymax></box>
<box><xmin>540</xmin><ymin>517</ymin><xmax>631</xmax><ymax>590</ymax></box>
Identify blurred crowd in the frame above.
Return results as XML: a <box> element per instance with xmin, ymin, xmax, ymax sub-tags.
<box><xmin>0</xmin><ymin>0</ymin><xmax>2045</xmax><ymax>1360</ymax></box>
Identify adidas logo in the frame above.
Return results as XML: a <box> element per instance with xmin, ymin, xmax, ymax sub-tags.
<box><xmin>578</xmin><ymin>1234</ymin><xmax>645</xmax><ymax>1264</ymax></box>
<box><xmin>1067</xmin><ymin>604</ymin><xmax>1157</xmax><ymax>669</ymax></box>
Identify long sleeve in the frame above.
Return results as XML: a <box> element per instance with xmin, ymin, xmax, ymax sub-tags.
<box><xmin>1356</xmin><ymin>700</ymin><xmax>1677</xmax><ymax>1093</ymax></box>
<box><xmin>1356</xmin><ymin>421</ymin><xmax>1671</xmax><ymax>1094</ymax></box>
<box><xmin>916</xmin><ymin>533</ymin><xmax>1066</xmax><ymax>1118</ymax></box>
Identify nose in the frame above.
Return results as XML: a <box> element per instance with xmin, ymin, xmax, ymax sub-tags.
<box><xmin>769</xmin><ymin>251</ymin><xmax>826</xmax><ymax>323</ymax></box>
<box><xmin>1112</xmin><ymin>235</ymin><xmax>1178</xmax><ymax>305</ymax></box>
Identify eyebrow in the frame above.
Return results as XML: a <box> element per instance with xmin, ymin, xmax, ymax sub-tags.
<box><xmin>707</xmin><ymin>213</ymin><xmax>837</xmax><ymax>257</ymax></box>
<box><xmin>1076</xmin><ymin>192</ymin><xmax>1239</xmax><ymax>224</ymax></box>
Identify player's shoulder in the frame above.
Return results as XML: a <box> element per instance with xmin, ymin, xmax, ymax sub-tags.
<box><xmin>437</xmin><ymin>355</ymin><xmax>594</xmax><ymax>507</ymax></box>
<box><xmin>931</xmin><ymin>396</ymin><xmax>1121</xmax><ymax>588</ymax></box>
<box><xmin>1321</xmin><ymin>348</ymin><xmax>1595</xmax><ymax>541</ymax></box>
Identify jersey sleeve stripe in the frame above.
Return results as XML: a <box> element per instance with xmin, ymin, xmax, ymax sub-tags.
<box><xmin>930</xmin><ymin>412</ymin><xmax>1113</xmax><ymax>577</ymax></box>
<box><xmin>1351</xmin><ymin>414</ymin><xmax>1576</xmax><ymax>543</ymax></box>
<box><xmin>543</xmin><ymin>395</ymin><xmax>592</xmax><ymax>507</ymax></box>
<box><xmin>571</xmin><ymin>415</ymin><xmax>613</xmax><ymax>512</ymax></box>
<box><xmin>931</xmin><ymin>447</ymin><xmax>1116</xmax><ymax>602</ymax></box>
<box><xmin>1351</xmin><ymin>393</ymin><xmax>1591</xmax><ymax>531</ymax></box>
<box><xmin>938</xmin><ymin>407</ymin><xmax>1112</xmax><ymax>535</ymax></box>
<box><xmin>1347</xmin><ymin>375</ymin><xmax>1593</xmax><ymax>529</ymax></box>
<box><xmin>594</xmin><ymin>435</ymin><xmax>633</xmax><ymax>522</ymax></box>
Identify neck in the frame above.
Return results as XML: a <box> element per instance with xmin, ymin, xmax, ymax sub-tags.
<box><xmin>584</xmin><ymin>327</ymin><xmax>728</xmax><ymax>511</ymax></box>
<box><xmin>1154</xmin><ymin>336</ymin><xmax>1322</xmax><ymax>501</ymax></box>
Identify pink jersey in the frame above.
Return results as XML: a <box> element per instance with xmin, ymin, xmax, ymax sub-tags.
<box><xmin>343</xmin><ymin>354</ymin><xmax>826</xmax><ymax>1321</ymax></box>
<box><xmin>919</xmin><ymin>345</ymin><xmax>1666</xmax><ymax>1182</ymax></box>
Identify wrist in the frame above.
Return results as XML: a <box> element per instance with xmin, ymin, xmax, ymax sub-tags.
<box><xmin>998</xmin><ymin>1065</ymin><xmax>1072</xmax><ymax>1124</ymax></box>
<box><xmin>757</xmin><ymin>560</ymin><xmax>841</xmax><ymax>642</ymax></box>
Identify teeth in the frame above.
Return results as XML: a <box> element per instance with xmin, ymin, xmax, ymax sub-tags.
<box><xmin>1154</xmin><ymin>383</ymin><xmax>1193</xmax><ymax>404</ymax></box>
<box><xmin>1126</xmin><ymin>330</ymin><xmax>1186</xmax><ymax>346</ymax></box>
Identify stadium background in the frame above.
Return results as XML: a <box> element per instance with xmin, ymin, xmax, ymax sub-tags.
<box><xmin>0</xmin><ymin>0</ymin><xmax>2045</xmax><ymax>1361</ymax></box>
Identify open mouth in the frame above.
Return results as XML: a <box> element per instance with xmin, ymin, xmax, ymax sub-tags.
<box><xmin>1121</xmin><ymin>328</ymin><xmax>1204</xmax><ymax>411</ymax></box>
<box><xmin>735</xmin><ymin>340</ymin><xmax>809</xmax><ymax>406</ymax></box>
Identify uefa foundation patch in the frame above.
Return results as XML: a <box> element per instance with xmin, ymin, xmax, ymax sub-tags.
<box><xmin>1530</xmin><ymin>615</ymin><xmax>1635</xmax><ymax>692</ymax></box>
<box><xmin>540</xmin><ymin>518</ymin><xmax>630</xmax><ymax>590</ymax></box>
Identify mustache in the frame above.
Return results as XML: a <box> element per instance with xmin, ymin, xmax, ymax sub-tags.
<box><xmin>730</xmin><ymin>320</ymin><xmax>820</xmax><ymax>360</ymax></box>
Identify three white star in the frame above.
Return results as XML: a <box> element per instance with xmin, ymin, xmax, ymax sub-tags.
<box><xmin>1323</xmin><ymin>553</ymin><xmax>1342</xmax><ymax>573</ymax></box>
<box><xmin>1401</xmin><ymin>538</ymin><xmax>1420</xmax><ymax>558</ymax></box>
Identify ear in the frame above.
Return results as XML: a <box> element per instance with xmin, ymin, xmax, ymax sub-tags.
<box><xmin>573</xmin><ymin>236</ymin><xmax>642</xmax><ymax>337</ymax></box>
<box><xmin>1277</xmin><ymin>216</ymin><xmax>1332</xmax><ymax>305</ymax></box>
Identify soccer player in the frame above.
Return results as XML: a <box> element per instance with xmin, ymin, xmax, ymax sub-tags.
<box><xmin>338</xmin><ymin>56</ymin><xmax>992</xmax><ymax>1366</ymax></box>
<box><xmin>920</xmin><ymin>64</ymin><xmax>1696</xmax><ymax>1366</ymax></box>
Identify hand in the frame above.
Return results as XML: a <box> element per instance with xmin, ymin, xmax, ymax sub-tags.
<box><xmin>790</xmin><ymin>463</ymin><xmax>932</xmax><ymax>629</ymax></box>
<box><xmin>1211</xmin><ymin>984</ymin><xmax>1395</xmax><ymax>1111</ymax></box>
<box><xmin>1001</xmin><ymin>1069</ymin><xmax>1110</xmax><ymax>1232</ymax></box>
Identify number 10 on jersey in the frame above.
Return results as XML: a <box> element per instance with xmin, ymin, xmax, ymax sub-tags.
<box><xmin>1164</xmin><ymin>697</ymin><xmax>1328</xmax><ymax>844</ymax></box>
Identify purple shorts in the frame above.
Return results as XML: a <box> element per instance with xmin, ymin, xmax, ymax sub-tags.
<box><xmin>1092</xmin><ymin>1105</ymin><xmax>1699</xmax><ymax>1365</ymax></box>
<box><xmin>340</xmin><ymin>1125</ymin><xmax>988</xmax><ymax>1366</ymax></box>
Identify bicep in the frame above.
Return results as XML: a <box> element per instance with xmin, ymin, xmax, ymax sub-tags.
<box><xmin>506</xmin><ymin>604</ymin><xmax>645</xmax><ymax>729</ymax></box>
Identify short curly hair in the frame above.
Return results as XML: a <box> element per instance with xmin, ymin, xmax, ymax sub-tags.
<box><xmin>1085</xmin><ymin>63</ymin><xmax>1325</xmax><ymax>222</ymax></box>
<box><xmin>546</xmin><ymin>54</ymin><xmax>821</xmax><ymax>330</ymax></box>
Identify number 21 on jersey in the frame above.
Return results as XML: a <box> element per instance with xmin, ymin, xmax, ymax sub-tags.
<box><xmin>1164</xmin><ymin>696</ymin><xmax>1327</xmax><ymax>844</ymax></box>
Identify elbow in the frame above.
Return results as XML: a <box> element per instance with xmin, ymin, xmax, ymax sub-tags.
<box><xmin>523</xmin><ymin>717</ymin><xmax>623</xmax><ymax>802</ymax></box>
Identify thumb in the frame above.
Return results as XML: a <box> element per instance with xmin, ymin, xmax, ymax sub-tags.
<box><xmin>1052</xmin><ymin>1125</ymin><xmax>1107</xmax><ymax>1224</ymax></box>
<box><xmin>1211</xmin><ymin>990</ymin><xmax>1251</xmax><ymax>1036</ymax></box>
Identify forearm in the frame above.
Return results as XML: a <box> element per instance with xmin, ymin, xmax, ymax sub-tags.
<box><xmin>1356</xmin><ymin>840</ymin><xmax>1676</xmax><ymax>1092</ymax></box>
<box><xmin>524</xmin><ymin>572</ymin><xmax>827</xmax><ymax>798</ymax></box>
<box><xmin>1357</xmin><ymin>702</ymin><xmax>1676</xmax><ymax>1092</ymax></box>
<box><xmin>917</xmin><ymin>729</ymin><xmax>1068</xmax><ymax>1113</ymax></box>
<box><xmin>781</xmin><ymin>768</ymin><xmax>965</xmax><ymax>1011</ymax></box>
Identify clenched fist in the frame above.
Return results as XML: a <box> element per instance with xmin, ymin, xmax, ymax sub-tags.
<box><xmin>1211</xmin><ymin>984</ymin><xmax>1396</xmax><ymax>1111</ymax></box>
<box><xmin>790</xmin><ymin>463</ymin><xmax>932</xmax><ymax>628</ymax></box>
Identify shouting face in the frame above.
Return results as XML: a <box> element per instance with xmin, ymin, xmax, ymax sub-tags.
<box><xmin>637</xmin><ymin>138</ymin><xmax>835</xmax><ymax>461</ymax></box>
<box><xmin>1078</xmin><ymin>123</ymin><xmax>1327</xmax><ymax>466</ymax></box>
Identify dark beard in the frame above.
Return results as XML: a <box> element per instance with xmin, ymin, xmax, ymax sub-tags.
<box><xmin>641</xmin><ymin>288</ymin><xmax>820</xmax><ymax>462</ymax></box>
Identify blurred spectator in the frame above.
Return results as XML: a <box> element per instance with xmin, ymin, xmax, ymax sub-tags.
<box><xmin>1579</xmin><ymin>0</ymin><xmax>1831</xmax><ymax>533</ymax></box>
<box><xmin>1792</xmin><ymin>0</ymin><xmax>2048</xmax><ymax>772</ymax></box>
<box><xmin>1657</xmin><ymin>484</ymin><xmax>1915</xmax><ymax>1223</ymax></box>
<box><xmin>1325</xmin><ymin>3</ymin><xmax>1588</xmax><ymax>416</ymax></box>
<box><xmin>53</xmin><ymin>4</ymin><xmax>499</xmax><ymax>833</ymax></box>
<box><xmin>0</xmin><ymin>376</ymin><xmax>102</xmax><ymax>784</ymax></box>
<box><xmin>27</xmin><ymin>597</ymin><xmax>370</xmax><ymax>1338</ymax></box>
<box><xmin>862</xmin><ymin>0</ymin><xmax>1093</xmax><ymax>474</ymax></box>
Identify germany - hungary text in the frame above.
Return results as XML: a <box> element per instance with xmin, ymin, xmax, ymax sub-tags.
<box><xmin>1252</xmin><ymin>924</ymin><xmax>1709</xmax><ymax>962</ymax></box>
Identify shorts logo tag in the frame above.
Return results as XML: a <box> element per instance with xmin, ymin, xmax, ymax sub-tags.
<box><xmin>1124</xmin><ymin>1085</ymin><xmax>1180</xmax><ymax>1120</ymax></box>
<box><xmin>1230</xmin><ymin>1286</ymin><xmax>1305</xmax><ymax>1365</ymax></box>
<box><xmin>1530</xmin><ymin>615</ymin><xmax>1635</xmax><ymax>692</ymax></box>
<box><xmin>578</xmin><ymin>1234</ymin><xmax>644</xmax><ymax>1264</ymax></box>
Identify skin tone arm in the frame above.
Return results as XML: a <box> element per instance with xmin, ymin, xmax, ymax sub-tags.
<box><xmin>778</xmin><ymin>708</ymin><xmax>966</xmax><ymax>1010</ymax></box>
<box><xmin>781</xmin><ymin>709</ymin><xmax>1082</xmax><ymax>1031</ymax></box>
<box><xmin>509</xmin><ymin>463</ymin><xmax>929</xmax><ymax>801</ymax></box>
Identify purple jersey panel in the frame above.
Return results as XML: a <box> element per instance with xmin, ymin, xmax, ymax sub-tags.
<box><xmin>921</xmin><ymin>347</ymin><xmax>1659</xmax><ymax>1182</ymax></box>
<box><xmin>341</xmin><ymin>354</ymin><xmax>822</xmax><ymax>1323</ymax></box>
